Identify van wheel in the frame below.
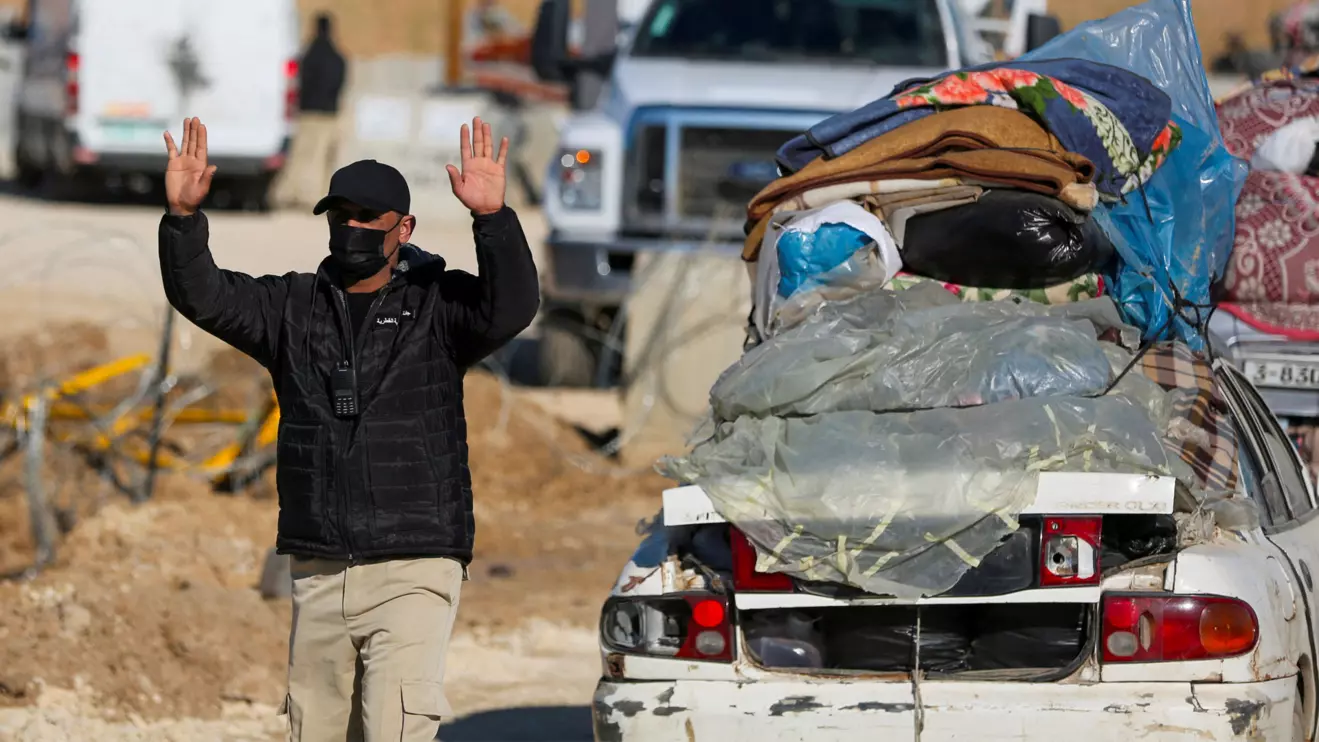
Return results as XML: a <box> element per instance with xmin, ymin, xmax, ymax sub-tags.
<box><xmin>14</xmin><ymin>156</ymin><xmax>40</xmax><ymax>190</ymax></box>
<box><xmin>537</xmin><ymin>313</ymin><xmax>598</xmax><ymax>388</ymax></box>
<box><xmin>239</xmin><ymin>176</ymin><xmax>272</xmax><ymax>212</ymax></box>
<box><xmin>13</xmin><ymin>118</ymin><xmax>40</xmax><ymax>190</ymax></box>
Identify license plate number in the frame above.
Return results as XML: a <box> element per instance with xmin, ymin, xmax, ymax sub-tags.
<box><xmin>1244</xmin><ymin>359</ymin><xmax>1319</xmax><ymax>389</ymax></box>
<box><xmin>100</xmin><ymin>120</ymin><xmax>164</xmax><ymax>144</ymax></box>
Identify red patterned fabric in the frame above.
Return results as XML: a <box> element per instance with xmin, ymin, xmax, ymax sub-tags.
<box><xmin>1218</xmin><ymin>80</ymin><xmax>1319</xmax><ymax>332</ymax></box>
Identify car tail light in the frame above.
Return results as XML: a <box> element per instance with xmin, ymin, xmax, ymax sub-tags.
<box><xmin>284</xmin><ymin>59</ymin><xmax>299</xmax><ymax>121</ymax></box>
<box><xmin>1039</xmin><ymin>517</ymin><xmax>1101</xmax><ymax>587</ymax></box>
<box><xmin>600</xmin><ymin>596</ymin><xmax>732</xmax><ymax>663</ymax></box>
<box><xmin>1102</xmin><ymin>594</ymin><xmax>1258</xmax><ymax>663</ymax></box>
<box><xmin>730</xmin><ymin>528</ymin><xmax>794</xmax><ymax>592</ymax></box>
<box><xmin>65</xmin><ymin>52</ymin><xmax>79</xmax><ymax>116</ymax></box>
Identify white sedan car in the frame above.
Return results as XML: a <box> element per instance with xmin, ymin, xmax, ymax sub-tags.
<box><xmin>592</xmin><ymin>360</ymin><xmax>1319</xmax><ymax>740</ymax></box>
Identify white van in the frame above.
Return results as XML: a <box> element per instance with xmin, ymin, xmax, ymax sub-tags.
<box><xmin>8</xmin><ymin>0</ymin><xmax>300</xmax><ymax>205</ymax></box>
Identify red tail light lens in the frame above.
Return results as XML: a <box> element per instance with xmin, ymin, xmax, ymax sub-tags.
<box><xmin>1102</xmin><ymin>594</ymin><xmax>1258</xmax><ymax>663</ymax></box>
<box><xmin>600</xmin><ymin>596</ymin><xmax>732</xmax><ymax>663</ymax></box>
<box><xmin>730</xmin><ymin>528</ymin><xmax>794</xmax><ymax>592</ymax></box>
<box><xmin>677</xmin><ymin>597</ymin><xmax>732</xmax><ymax>662</ymax></box>
<box><xmin>284</xmin><ymin>59</ymin><xmax>299</xmax><ymax>121</ymax></box>
<box><xmin>65</xmin><ymin>52</ymin><xmax>79</xmax><ymax>116</ymax></box>
<box><xmin>1039</xmin><ymin>517</ymin><xmax>1101</xmax><ymax>587</ymax></box>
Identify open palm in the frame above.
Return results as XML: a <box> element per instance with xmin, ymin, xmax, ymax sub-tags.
<box><xmin>163</xmin><ymin>117</ymin><xmax>217</xmax><ymax>216</ymax></box>
<box><xmin>447</xmin><ymin>117</ymin><xmax>508</xmax><ymax>216</ymax></box>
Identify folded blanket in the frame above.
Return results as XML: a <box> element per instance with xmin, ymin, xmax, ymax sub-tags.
<box><xmin>744</xmin><ymin>108</ymin><xmax>1097</xmax><ymax>260</ymax></box>
<box><xmin>777</xmin><ymin>60</ymin><xmax>1180</xmax><ymax>201</ymax></box>
<box><xmin>1137</xmin><ymin>343</ymin><xmax>1240</xmax><ymax>496</ymax></box>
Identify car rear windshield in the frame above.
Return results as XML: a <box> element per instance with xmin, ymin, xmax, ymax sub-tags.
<box><xmin>630</xmin><ymin>0</ymin><xmax>949</xmax><ymax>67</ymax></box>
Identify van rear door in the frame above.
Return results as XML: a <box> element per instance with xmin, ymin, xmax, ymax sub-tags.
<box><xmin>182</xmin><ymin>1</ymin><xmax>297</xmax><ymax>162</ymax></box>
<box><xmin>76</xmin><ymin>2</ymin><xmax>184</xmax><ymax>155</ymax></box>
<box><xmin>77</xmin><ymin>0</ymin><xmax>296</xmax><ymax>163</ymax></box>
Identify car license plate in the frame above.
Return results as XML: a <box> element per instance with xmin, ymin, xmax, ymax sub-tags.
<box><xmin>100</xmin><ymin>119</ymin><xmax>164</xmax><ymax>144</ymax></box>
<box><xmin>1244</xmin><ymin>358</ymin><xmax>1319</xmax><ymax>389</ymax></box>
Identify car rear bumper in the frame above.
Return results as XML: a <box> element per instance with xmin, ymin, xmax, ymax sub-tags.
<box><xmin>86</xmin><ymin>152</ymin><xmax>285</xmax><ymax>177</ymax></box>
<box><xmin>593</xmin><ymin>677</ymin><xmax>1298</xmax><ymax>741</ymax></box>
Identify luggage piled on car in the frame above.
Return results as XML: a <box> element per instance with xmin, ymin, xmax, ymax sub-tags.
<box><xmin>660</xmin><ymin>0</ymin><xmax>1253</xmax><ymax>599</ymax></box>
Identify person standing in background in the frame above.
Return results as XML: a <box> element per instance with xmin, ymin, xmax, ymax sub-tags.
<box><xmin>274</xmin><ymin>13</ymin><xmax>348</xmax><ymax>210</ymax></box>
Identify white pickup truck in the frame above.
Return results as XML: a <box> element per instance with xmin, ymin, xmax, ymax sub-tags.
<box><xmin>527</xmin><ymin>0</ymin><xmax>1057</xmax><ymax>385</ymax></box>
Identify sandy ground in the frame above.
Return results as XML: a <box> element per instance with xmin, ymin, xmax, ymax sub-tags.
<box><xmin>0</xmin><ymin>193</ymin><xmax>655</xmax><ymax>742</ymax></box>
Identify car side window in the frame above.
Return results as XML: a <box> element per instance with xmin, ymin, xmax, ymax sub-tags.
<box><xmin>1225</xmin><ymin>367</ymin><xmax>1316</xmax><ymax>520</ymax></box>
<box><xmin>1222</xmin><ymin>398</ymin><xmax>1286</xmax><ymax>527</ymax></box>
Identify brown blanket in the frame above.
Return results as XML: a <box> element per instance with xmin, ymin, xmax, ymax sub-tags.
<box><xmin>743</xmin><ymin>107</ymin><xmax>1095</xmax><ymax>260</ymax></box>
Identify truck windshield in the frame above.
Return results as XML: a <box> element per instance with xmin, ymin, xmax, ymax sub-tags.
<box><xmin>630</xmin><ymin>0</ymin><xmax>949</xmax><ymax>67</ymax></box>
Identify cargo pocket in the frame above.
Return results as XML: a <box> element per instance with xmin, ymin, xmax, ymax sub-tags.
<box><xmin>365</xmin><ymin>418</ymin><xmax>440</xmax><ymax>534</ymax></box>
<box><xmin>401</xmin><ymin>680</ymin><xmax>451</xmax><ymax>738</ymax></box>
<box><xmin>276</xmin><ymin>423</ymin><xmax>328</xmax><ymax>543</ymax></box>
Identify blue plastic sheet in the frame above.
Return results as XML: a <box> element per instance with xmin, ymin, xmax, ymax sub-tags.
<box><xmin>777</xmin><ymin>222</ymin><xmax>872</xmax><ymax>298</ymax></box>
<box><xmin>1020</xmin><ymin>0</ymin><xmax>1248</xmax><ymax>350</ymax></box>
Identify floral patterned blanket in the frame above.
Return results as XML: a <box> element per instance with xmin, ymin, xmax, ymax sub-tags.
<box><xmin>1218</xmin><ymin>76</ymin><xmax>1319</xmax><ymax>322</ymax></box>
<box><xmin>889</xmin><ymin>273</ymin><xmax>1105</xmax><ymax>306</ymax></box>
<box><xmin>776</xmin><ymin>60</ymin><xmax>1180</xmax><ymax>201</ymax></box>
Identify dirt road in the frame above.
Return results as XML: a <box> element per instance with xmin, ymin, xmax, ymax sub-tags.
<box><xmin>0</xmin><ymin>193</ymin><xmax>651</xmax><ymax>742</ymax></box>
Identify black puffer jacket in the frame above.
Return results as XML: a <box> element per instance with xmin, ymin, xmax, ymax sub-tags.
<box><xmin>299</xmin><ymin>23</ymin><xmax>347</xmax><ymax>113</ymax></box>
<box><xmin>158</xmin><ymin>208</ymin><xmax>539</xmax><ymax>563</ymax></box>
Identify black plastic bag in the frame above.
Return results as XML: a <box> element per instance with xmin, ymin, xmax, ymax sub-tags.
<box><xmin>971</xmin><ymin>604</ymin><xmax>1087</xmax><ymax>670</ymax></box>
<box><xmin>820</xmin><ymin>606</ymin><xmax>972</xmax><ymax>673</ymax></box>
<box><xmin>901</xmin><ymin>190</ymin><xmax>1115</xmax><ymax>289</ymax></box>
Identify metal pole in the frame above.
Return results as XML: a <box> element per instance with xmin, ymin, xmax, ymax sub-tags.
<box><xmin>139</xmin><ymin>306</ymin><xmax>175</xmax><ymax>503</ymax></box>
<box><xmin>23</xmin><ymin>392</ymin><xmax>55</xmax><ymax>571</ymax></box>
<box><xmin>445</xmin><ymin>0</ymin><xmax>466</xmax><ymax>89</ymax></box>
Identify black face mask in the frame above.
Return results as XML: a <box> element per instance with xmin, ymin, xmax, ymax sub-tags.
<box><xmin>328</xmin><ymin>217</ymin><xmax>402</xmax><ymax>283</ymax></box>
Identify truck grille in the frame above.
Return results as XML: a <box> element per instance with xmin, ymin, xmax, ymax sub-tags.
<box><xmin>622</xmin><ymin>120</ymin><xmax>798</xmax><ymax>239</ymax></box>
<box><xmin>678</xmin><ymin>127</ymin><xmax>795</xmax><ymax>221</ymax></box>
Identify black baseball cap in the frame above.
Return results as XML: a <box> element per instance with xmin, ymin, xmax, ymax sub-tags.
<box><xmin>312</xmin><ymin>159</ymin><xmax>411</xmax><ymax>216</ymax></box>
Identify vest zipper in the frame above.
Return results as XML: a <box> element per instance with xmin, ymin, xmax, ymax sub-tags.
<box><xmin>332</xmin><ymin>283</ymin><xmax>393</xmax><ymax>562</ymax></box>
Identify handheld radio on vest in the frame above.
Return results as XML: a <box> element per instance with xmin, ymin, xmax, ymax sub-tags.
<box><xmin>331</xmin><ymin>361</ymin><xmax>359</xmax><ymax>417</ymax></box>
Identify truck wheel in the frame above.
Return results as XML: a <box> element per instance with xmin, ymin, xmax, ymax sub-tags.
<box><xmin>538</xmin><ymin>317</ymin><xmax>598</xmax><ymax>388</ymax></box>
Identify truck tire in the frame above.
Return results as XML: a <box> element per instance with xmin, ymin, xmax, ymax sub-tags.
<box><xmin>538</xmin><ymin>317</ymin><xmax>598</xmax><ymax>388</ymax></box>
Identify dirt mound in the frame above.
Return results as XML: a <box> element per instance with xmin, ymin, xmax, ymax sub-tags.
<box><xmin>0</xmin><ymin>360</ymin><xmax>666</xmax><ymax>722</ymax></box>
<box><xmin>0</xmin><ymin>474</ymin><xmax>287</xmax><ymax>719</ymax></box>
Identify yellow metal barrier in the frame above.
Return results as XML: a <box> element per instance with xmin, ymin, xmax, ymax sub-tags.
<box><xmin>4</xmin><ymin>352</ymin><xmax>278</xmax><ymax>491</ymax></box>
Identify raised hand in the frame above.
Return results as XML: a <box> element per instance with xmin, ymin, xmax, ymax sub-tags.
<box><xmin>446</xmin><ymin>117</ymin><xmax>508</xmax><ymax>216</ymax></box>
<box><xmin>163</xmin><ymin>117</ymin><xmax>217</xmax><ymax>216</ymax></box>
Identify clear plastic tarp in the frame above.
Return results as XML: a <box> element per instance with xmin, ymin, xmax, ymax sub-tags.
<box><xmin>715</xmin><ymin>283</ymin><xmax>1129</xmax><ymax>420</ymax></box>
<box><xmin>665</xmin><ymin>288</ymin><xmax>1186</xmax><ymax>598</ymax></box>
<box><xmin>664</xmin><ymin>392</ymin><xmax>1176</xmax><ymax>599</ymax></box>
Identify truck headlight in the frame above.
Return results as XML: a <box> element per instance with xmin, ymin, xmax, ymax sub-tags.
<box><xmin>557</xmin><ymin>148</ymin><xmax>603</xmax><ymax>210</ymax></box>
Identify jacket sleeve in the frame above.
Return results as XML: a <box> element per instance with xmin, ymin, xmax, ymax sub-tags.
<box><xmin>438</xmin><ymin>206</ymin><xmax>541</xmax><ymax>369</ymax></box>
<box><xmin>159</xmin><ymin>211</ymin><xmax>289</xmax><ymax>369</ymax></box>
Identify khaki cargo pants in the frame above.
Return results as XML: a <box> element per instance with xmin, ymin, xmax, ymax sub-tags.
<box><xmin>271</xmin><ymin>112</ymin><xmax>341</xmax><ymax>211</ymax></box>
<box><xmin>279</xmin><ymin>556</ymin><xmax>465</xmax><ymax>741</ymax></box>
